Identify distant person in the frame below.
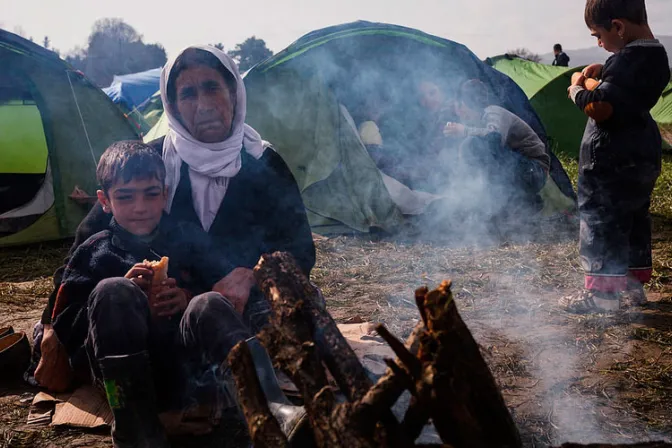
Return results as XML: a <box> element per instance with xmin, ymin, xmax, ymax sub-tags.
<box><xmin>560</xmin><ymin>0</ymin><xmax>670</xmax><ymax>313</ymax></box>
<box><xmin>442</xmin><ymin>79</ymin><xmax>550</xmax><ymax>216</ymax></box>
<box><xmin>552</xmin><ymin>43</ymin><xmax>571</xmax><ymax>66</ymax></box>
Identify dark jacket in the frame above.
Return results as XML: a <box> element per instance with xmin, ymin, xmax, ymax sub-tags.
<box><xmin>574</xmin><ymin>41</ymin><xmax>670</xmax><ymax>174</ymax></box>
<box><xmin>552</xmin><ymin>52</ymin><xmax>570</xmax><ymax>67</ymax></box>
<box><xmin>43</xmin><ymin>137</ymin><xmax>316</xmax><ymax>324</ymax></box>
<box><xmin>51</xmin><ymin>216</ymin><xmax>231</xmax><ymax>357</ymax></box>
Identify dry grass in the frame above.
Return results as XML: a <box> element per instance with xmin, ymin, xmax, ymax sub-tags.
<box><xmin>1</xmin><ymin>157</ymin><xmax>672</xmax><ymax>446</ymax></box>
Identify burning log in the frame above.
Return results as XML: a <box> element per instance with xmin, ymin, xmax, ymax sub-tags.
<box><xmin>227</xmin><ymin>251</ymin><xmax>520</xmax><ymax>447</ymax></box>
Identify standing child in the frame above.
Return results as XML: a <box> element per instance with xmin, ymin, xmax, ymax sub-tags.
<box><xmin>561</xmin><ymin>0</ymin><xmax>670</xmax><ymax>313</ymax></box>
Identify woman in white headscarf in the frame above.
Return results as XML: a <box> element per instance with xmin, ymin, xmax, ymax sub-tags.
<box><xmin>36</xmin><ymin>49</ymin><xmax>315</xmax><ymax>436</ymax></box>
<box><xmin>39</xmin><ymin>46</ymin><xmax>314</xmax><ymax>330</ymax></box>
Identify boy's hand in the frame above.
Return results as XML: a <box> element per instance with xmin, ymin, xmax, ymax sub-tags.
<box><xmin>571</xmin><ymin>72</ymin><xmax>586</xmax><ymax>87</ymax></box>
<box><xmin>582</xmin><ymin>63</ymin><xmax>604</xmax><ymax>79</ymax></box>
<box><xmin>154</xmin><ymin>278</ymin><xmax>189</xmax><ymax>317</ymax></box>
<box><xmin>124</xmin><ymin>263</ymin><xmax>153</xmax><ymax>293</ymax></box>
<box><xmin>212</xmin><ymin>268</ymin><xmax>255</xmax><ymax>314</ymax></box>
<box><xmin>443</xmin><ymin>122</ymin><xmax>466</xmax><ymax>137</ymax></box>
<box><xmin>34</xmin><ymin>324</ymin><xmax>73</xmax><ymax>392</ymax></box>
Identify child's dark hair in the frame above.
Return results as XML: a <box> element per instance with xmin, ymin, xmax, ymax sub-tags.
<box><xmin>167</xmin><ymin>48</ymin><xmax>237</xmax><ymax>106</ymax></box>
<box><xmin>97</xmin><ymin>141</ymin><xmax>166</xmax><ymax>194</ymax></box>
<box><xmin>584</xmin><ymin>0</ymin><xmax>648</xmax><ymax>30</ymax></box>
<box><xmin>458</xmin><ymin>79</ymin><xmax>489</xmax><ymax>111</ymax></box>
<box><xmin>554</xmin><ymin>43</ymin><xmax>563</xmax><ymax>52</ymax></box>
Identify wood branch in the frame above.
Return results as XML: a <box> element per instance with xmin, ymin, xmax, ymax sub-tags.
<box><xmin>227</xmin><ymin>341</ymin><xmax>288</xmax><ymax>448</ymax></box>
<box><xmin>415</xmin><ymin>281</ymin><xmax>522</xmax><ymax>448</ymax></box>
<box><xmin>254</xmin><ymin>252</ymin><xmax>371</xmax><ymax>401</ymax></box>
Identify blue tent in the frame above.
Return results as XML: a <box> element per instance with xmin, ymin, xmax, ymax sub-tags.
<box><xmin>103</xmin><ymin>67</ymin><xmax>161</xmax><ymax>111</ymax></box>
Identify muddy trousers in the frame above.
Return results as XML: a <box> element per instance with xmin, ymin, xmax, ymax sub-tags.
<box><xmin>86</xmin><ymin>277</ymin><xmax>266</xmax><ymax>410</ymax></box>
<box><xmin>578</xmin><ymin>168</ymin><xmax>659</xmax><ymax>292</ymax></box>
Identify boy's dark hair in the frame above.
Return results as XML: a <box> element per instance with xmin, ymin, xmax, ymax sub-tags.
<box><xmin>554</xmin><ymin>43</ymin><xmax>563</xmax><ymax>52</ymax></box>
<box><xmin>167</xmin><ymin>48</ymin><xmax>237</xmax><ymax>106</ymax></box>
<box><xmin>584</xmin><ymin>0</ymin><xmax>648</xmax><ymax>29</ymax></box>
<box><xmin>97</xmin><ymin>141</ymin><xmax>166</xmax><ymax>194</ymax></box>
<box><xmin>458</xmin><ymin>79</ymin><xmax>489</xmax><ymax>111</ymax></box>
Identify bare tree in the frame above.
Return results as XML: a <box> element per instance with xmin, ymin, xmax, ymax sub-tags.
<box><xmin>507</xmin><ymin>47</ymin><xmax>542</xmax><ymax>63</ymax></box>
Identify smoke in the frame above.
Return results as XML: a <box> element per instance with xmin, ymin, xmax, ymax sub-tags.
<box><xmin>243</xmin><ymin>28</ymin><xmax>640</xmax><ymax>444</ymax></box>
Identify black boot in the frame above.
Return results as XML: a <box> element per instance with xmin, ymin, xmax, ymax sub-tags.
<box><xmin>99</xmin><ymin>351</ymin><xmax>169</xmax><ymax>448</ymax></box>
<box><xmin>245</xmin><ymin>337</ymin><xmax>310</xmax><ymax>443</ymax></box>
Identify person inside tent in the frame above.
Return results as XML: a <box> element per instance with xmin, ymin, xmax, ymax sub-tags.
<box><xmin>33</xmin><ymin>45</ymin><xmax>314</xmax><ymax>439</ymax></box>
<box><xmin>553</xmin><ymin>44</ymin><xmax>571</xmax><ymax>67</ymax></box>
<box><xmin>442</xmin><ymin>79</ymin><xmax>550</xmax><ymax>218</ymax></box>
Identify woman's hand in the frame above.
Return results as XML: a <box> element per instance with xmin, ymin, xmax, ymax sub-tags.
<box><xmin>154</xmin><ymin>278</ymin><xmax>189</xmax><ymax>317</ymax></box>
<box><xmin>582</xmin><ymin>63</ymin><xmax>604</xmax><ymax>79</ymax></box>
<box><xmin>212</xmin><ymin>268</ymin><xmax>256</xmax><ymax>314</ymax></box>
<box><xmin>124</xmin><ymin>263</ymin><xmax>153</xmax><ymax>294</ymax></box>
<box><xmin>34</xmin><ymin>324</ymin><xmax>73</xmax><ymax>392</ymax></box>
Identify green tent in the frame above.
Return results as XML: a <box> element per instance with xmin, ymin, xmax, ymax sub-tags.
<box><xmin>652</xmin><ymin>81</ymin><xmax>672</xmax><ymax>125</ymax></box>
<box><xmin>0</xmin><ymin>29</ymin><xmax>140</xmax><ymax>247</ymax></box>
<box><xmin>487</xmin><ymin>55</ymin><xmax>588</xmax><ymax>157</ymax></box>
<box><xmin>146</xmin><ymin>22</ymin><xmax>576</xmax><ymax>233</ymax></box>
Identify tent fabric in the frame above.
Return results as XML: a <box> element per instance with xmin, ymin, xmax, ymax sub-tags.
<box><xmin>487</xmin><ymin>55</ymin><xmax>588</xmax><ymax>158</ymax></box>
<box><xmin>102</xmin><ymin>67</ymin><xmax>161</xmax><ymax>111</ymax></box>
<box><xmin>146</xmin><ymin>21</ymin><xmax>576</xmax><ymax>233</ymax></box>
<box><xmin>652</xmin><ymin>81</ymin><xmax>672</xmax><ymax>125</ymax></box>
<box><xmin>0</xmin><ymin>29</ymin><xmax>140</xmax><ymax>247</ymax></box>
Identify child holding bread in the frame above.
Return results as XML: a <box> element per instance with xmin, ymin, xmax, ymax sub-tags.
<box><xmin>36</xmin><ymin>141</ymin><xmax>256</xmax><ymax>447</ymax></box>
<box><xmin>561</xmin><ymin>0</ymin><xmax>669</xmax><ymax>313</ymax></box>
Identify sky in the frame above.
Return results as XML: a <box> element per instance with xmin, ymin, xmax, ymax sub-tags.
<box><xmin>2</xmin><ymin>0</ymin><xmax>672</xmax><ymax>59</ymax></box>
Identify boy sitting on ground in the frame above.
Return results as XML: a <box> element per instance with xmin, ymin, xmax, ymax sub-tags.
<box><xmin>560</xmin><ymin>0</ymin><xmax>669</xmax><ymax>313</ymax></box>
<box><xmin>34</xmin><ymin>141</ymin><xmax>303</xmax><ymax>447</ymax></box>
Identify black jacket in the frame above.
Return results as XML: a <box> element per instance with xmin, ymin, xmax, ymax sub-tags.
<box><xmin>574</xmin><ymin>41</ymin><xmax>670</xmax><ymax>174</ymax></box>
<box><xmin>553</xmin><ymin>52</ymin><xmax>570</xmax><ymax>67</ymax></box>
<box><xmin>51</xmin><ymin>216</ymin><xmax>231</xmax><ymax>356</ymax></box>
<box><xmin>43</xmin><ymin>137</ymin><xmax>316</xmax><ymax>324</ymax></box>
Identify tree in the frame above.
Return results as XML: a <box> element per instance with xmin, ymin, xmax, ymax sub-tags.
<box><xmin>212</xmin><ymin>43</ymin><xmax>225</xmax><ymax>51</ymax></box>
<box><xmin>228</xmin><ymin>36</ymin><xmax>273</xmax><ymax>72</ymax></box>
<box><xmin>65</xmin><ymin>18</ymin><xmax>167</xmax><ymax>87</ymax></box>
<box><xmin>43</xmin><ymin>36</ymin><xmax>50</xmax><ymax>49</ymax></box>
<box><xmin>506</xmin><ymin>48</ymin><xmax>542</xmax><ymax>63</ymax></box>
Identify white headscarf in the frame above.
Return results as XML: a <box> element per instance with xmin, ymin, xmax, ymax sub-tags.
<box><xmin>160</xmin><ymin>45</ymin><xmax>265</xmax><ymax>231</ymax></box>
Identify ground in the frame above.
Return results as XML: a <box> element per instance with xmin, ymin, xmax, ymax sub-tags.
<box><xmin>1</xmin><ymin>156</ymin><xmax>672</xmax><ymax>447</ymax></box>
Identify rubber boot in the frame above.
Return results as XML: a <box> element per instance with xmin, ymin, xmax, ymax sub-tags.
<box><xmin>245</xmin><ymin>337</ymin><xmax>309</xmax><ymax>443</ymax></box>
<box><xmin>98</xmin><ymin>351</ymin><xmax>169</xmax><ymax>448</ymax></box>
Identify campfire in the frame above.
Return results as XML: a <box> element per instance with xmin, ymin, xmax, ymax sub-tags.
<box><xmin>227</xmin><ymin>252</ymin><xmax>672</xmax><ymax>448</ymax></box>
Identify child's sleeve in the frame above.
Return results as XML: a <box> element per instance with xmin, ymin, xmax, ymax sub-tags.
<box><xmin>569</xmin><ymin>57</ymin><xmax>630</xmax><ymax>123</ymax></box>
<box><xmin>464</xmin><ymin>108</ymin><xmax>505</xmax><ymax>139</ymax></box>
<box><xmin>51</xmin><ymin>246</ymin><xmax>99</xmax><ymax>321</ymax></box>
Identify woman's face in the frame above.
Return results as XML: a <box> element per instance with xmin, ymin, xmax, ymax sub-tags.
<box><xmin>173</xmin><ymin>65</ymin><xmax>236</xmax><ymax>143</ymax></box>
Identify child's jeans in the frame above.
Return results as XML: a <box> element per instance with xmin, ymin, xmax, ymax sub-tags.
<box><xmin>578</xmin><ymin>165</ymin><xmax>659</xmax><ymax>292</ymax></box>
<box><xmin>85</xmin><ymin>277</ymin><xmax>269</xmax><ymax>410</ymax></box>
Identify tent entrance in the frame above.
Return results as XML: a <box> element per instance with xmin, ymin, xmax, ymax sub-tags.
<box><xmin>0</xmin><ymin>75</ymin><xmax>52</xmax><ymax>236</ymax></box>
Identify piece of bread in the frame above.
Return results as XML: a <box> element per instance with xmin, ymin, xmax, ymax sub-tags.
<box><xmin>145</xmin><ymin>257</ymin><xmax>169</xmax><ymax>285</ymax></box>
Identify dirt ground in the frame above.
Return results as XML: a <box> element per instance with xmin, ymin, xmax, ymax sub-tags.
<box><xmin>1</xmin><ymin>219</ymin><xmax>671</xmax><ymax>447</ymax></box>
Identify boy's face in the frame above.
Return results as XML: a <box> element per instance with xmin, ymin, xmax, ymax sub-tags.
<box><xmin>456</xmin><ymin>101</ymin><xmax>480</xmax><ymax>125</ymax></box>
<box><xmin>97</xmin><ymin>177</ymin><xmax>167</xmax><ymax>236</ymax></box>
<box><xmin>590</xmin><ymin>21</ymin><xmax>626</xmax><ymax>53</ymax></box>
